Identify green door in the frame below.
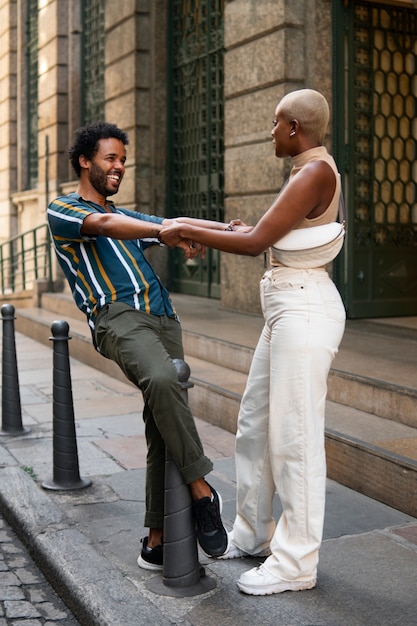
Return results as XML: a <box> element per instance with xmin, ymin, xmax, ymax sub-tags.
<box><xmin>167</xmin><ymin>0</ymin><xmax>224</xmax><ymax>298</ymax></box>
<box><xmin>333</xmin><ymin>1</ymin><xmax>417</xmax><ymax>318</ymax></box>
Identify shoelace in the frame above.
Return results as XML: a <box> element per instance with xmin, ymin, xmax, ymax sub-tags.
<box><xmin>195</xmin><ymin>498</ymin><xmax>221</xmax><ymax>532</ymax></box>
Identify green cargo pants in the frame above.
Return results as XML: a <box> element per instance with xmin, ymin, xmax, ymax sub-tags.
<box><xmin>94</xmin><ymin>301</ymin><xmax>213</xmax><ymax>528</ymax></box>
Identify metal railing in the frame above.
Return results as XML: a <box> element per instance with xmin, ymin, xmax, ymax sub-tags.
<box><xmin>0</xmin><ymin>224</ymin><xmax>53</xmax><ymax>295</ymax></box>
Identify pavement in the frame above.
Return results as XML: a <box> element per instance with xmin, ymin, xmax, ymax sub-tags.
<box><xmin>0</xmin><ymin>514</ymin><xmax>80</xmax><ymax>625</ymax></box>
<box><xmin>0</xmin><ymin>327</ymin><xmax>417</xmax><ymax>625</ymax></box>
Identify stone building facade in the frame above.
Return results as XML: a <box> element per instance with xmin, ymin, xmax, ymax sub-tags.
<box><xmin>221</xmin><ymin>0</ymin><xmax>333</xmax><ymax>312</ymax></box>
<box><xmin>1</xmin><ymin>0</ymin><xmax>416</xmax><ymax>317</ymax></box>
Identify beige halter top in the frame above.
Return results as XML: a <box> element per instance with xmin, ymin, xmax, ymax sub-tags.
<box><xmin>269</xmin><ymin>146</ymin><xmax>341</xmax><ymax>267</ymax></box>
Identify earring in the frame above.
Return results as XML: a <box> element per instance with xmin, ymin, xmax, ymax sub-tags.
<box><xmin>290</xmin><ymin>131</ymin><xmax>296</xmax><ymax>137</ymax></box>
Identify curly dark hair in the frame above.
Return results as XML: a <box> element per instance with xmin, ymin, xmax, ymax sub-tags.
<box><xmin>68</xmin><ymin>121</ymin><xmax>129</xmax><ymax>177</ymax></box>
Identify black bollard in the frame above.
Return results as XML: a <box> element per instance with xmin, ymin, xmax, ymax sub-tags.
<box><xmin>42</xmin><ymin>320</ymin><xmax>91</xmax><ymax>491</ymax></box>
<box><xmin>1</xmin><ymin>304</ymin><xmax>30</xmax><ymax>435</ymax></box>
<box><xmin>147</xmin><ymin>358</ymin><xmax>216</xmax><ymax>597</ymax></box>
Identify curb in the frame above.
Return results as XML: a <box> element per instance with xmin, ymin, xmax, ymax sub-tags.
<box><xmin>0</xmin><ymin>466</ymin><xmax>167</xmax><ymax>626</ymax></box>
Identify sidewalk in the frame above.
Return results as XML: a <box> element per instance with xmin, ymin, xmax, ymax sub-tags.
<box><xmin>0</xmin><ymin>330</ymin><xmax>416</xmax><ymax>625</ymax></box>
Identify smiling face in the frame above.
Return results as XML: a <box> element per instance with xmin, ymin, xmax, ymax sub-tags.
<box><xmin>85</xmin><ymin>137</ymin><xmax>126</xmax><ymax>198</ymax></box>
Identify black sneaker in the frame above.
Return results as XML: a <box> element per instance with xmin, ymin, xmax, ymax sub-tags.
<box><xmin>137</xmin><ymin>536</ymin><xmax>163</xmax><ymax>571</ymax></box>
<box><xmin>192</xmin><ymin>484</ymin><xmax>228</xmax><ymax>557</ymax></box>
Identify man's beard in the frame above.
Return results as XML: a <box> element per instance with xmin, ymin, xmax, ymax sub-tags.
<box><xmin>89</xmin><ymin>162</ymin><xmax>118</xmax><ymax>197</ymax></box>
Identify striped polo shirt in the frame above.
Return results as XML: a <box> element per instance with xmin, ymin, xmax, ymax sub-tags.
<box><xmin>47</xmin><ymin>193</ymin><xmax>176</xmax><ymax>336</ymax></box>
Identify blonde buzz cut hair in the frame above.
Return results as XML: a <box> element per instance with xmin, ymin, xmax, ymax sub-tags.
<box><xmin>278</xmin><ymin>89</ymin><xmax>330</xmax><ymax>143</ymax></box>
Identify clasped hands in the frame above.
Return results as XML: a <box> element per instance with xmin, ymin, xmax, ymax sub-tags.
<box><xmin>159</xmin><ymin>219</ymin><xmax>249</xmax><ymax>259</ymax></box>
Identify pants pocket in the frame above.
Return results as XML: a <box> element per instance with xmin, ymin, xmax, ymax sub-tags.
<box><xmin>316</xmin><ymin>281</ymin><xmax>346</xmax><ymax>323</ymax></box>
<box><xmin>94</xmin><ymin>306</ymin><xmax>110</xmax><ymax>356</ymax></box>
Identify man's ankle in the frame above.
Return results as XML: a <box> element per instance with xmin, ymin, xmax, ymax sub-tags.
<box><xmin>190</xmin><ymin>478</ymin><xmax>211</xmax><ymax>501</ymax></box>
<box><xmin>148</xmin><ymin>528</ymin><xmax>163</xmax><ymax>548</ymax></box>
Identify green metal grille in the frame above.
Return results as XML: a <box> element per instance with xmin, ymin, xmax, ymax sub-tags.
<box><xmin>27</xmin><ymin>0</ymin><xmax>38</xmax><ymax>189</ymax></box>
<box><xmin>335</xmin><ymin>1</ymin><xmax>417</xmax><ymax>317</ymax></box>
<box><xmin>169</xmin><ymin>0</ymin><xmax>224</xmax><ymax>297</ymax></box>
<box><xmin>82</xmin><ymin>0</ymin><xmax>105</xmax><ymax>123</ymax></box>
<box><xmin>352</xmin><ymin>3</ymin><xmax>416</xmax><ymax>249</ymax></box>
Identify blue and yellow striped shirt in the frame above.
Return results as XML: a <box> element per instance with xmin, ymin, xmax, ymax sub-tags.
<box><xmin>47</xmin><ymin>193</ymin><xmax>176</xmax><ymax>336</ymax></box>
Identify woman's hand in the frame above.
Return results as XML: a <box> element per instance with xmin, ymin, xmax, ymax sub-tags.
<box><xmin>227</xmin><ymin>219</ymin><xmax>253</xmax><ymax>233</ymax></box>
<box><xmin>179</xmin><ymin>239</ymin><xmax>206</xmax><ymax>259</ymax></box>
<box><xmin>158</xmin><ymin>223</ymin><xmax>183</xmax><ymax>247</ymax></box>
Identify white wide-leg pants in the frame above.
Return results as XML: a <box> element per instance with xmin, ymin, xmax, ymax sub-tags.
<box><xmin>232</xmin><ymin>267</ymin><xmax>346</xmax><ymax>580</ymax></box>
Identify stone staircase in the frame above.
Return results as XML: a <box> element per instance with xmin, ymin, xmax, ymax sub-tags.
<box><xmin>13</xmin><ymin>291</ymin><xmax>417</xmax><ymax>517</ymax></box>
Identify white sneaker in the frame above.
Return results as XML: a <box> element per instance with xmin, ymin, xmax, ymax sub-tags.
<box><xmin>217</xmin><ymin>532</ymin><xmax>271</xmax><ymax>560</ymax></box>
<box><xmin>237</xmin><ymin>563</ymin><xmax>316</xmax><ymax>595</ymax></box>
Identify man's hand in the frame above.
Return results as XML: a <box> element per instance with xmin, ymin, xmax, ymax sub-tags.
<box><xmin>163</xmin><ymin>229</ymin><xmax>206</xmax><ymax>259</ymax></box>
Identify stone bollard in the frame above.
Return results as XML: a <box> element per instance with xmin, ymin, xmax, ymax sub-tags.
<box><xmin>42</xmin><ymin>320</ymin><xmax>91</xmax><ymax>491</ymax></box>
<box><xmin>146</xmin><ymin>358</ymin><xmax>216</xmax><ymax>597</ymax></box>
<box><xmin>1</xmin><ymin>304</ymin><xmax>30</xmax><ymax>435</ymax></box>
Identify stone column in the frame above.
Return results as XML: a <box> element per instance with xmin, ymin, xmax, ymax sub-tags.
<box><xmin>37</xmin><ymin>0</ymin><xmax>70</xmax><ymax>219</ymax></box>
<box><xmin>105</xmin><ymin>1</ymin><xmax>169</xmax><ymax>280</ymax></box>
<box><xmin>221</xmin><ymin>0</ymin><xmax>332</xmax><ymax>313</ymax></box>
<box><xmin>0</xmin><ymin>0</ymin><xmax>18</xmax><ymax>243</ymax></box>
<box><xmin>105</xmin><ymin>1</ymin><xmax>168</xmax><ymax>213</ymax></box>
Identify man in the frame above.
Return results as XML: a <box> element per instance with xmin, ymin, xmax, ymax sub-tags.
<box><xmin>47</xmin><ymin>121</ymin><xmax>229</xmax><ymax>570</ymax></box>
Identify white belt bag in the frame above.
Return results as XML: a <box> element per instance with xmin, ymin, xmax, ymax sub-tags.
<box><xmin>271</xmin><ymin>191</ymin><xmax>346</xmax><ymax>269</ymax></box>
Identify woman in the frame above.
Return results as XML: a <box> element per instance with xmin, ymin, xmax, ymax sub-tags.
<box><xmin>159</xmin><ymin>89</ymin><xmax>346</xmax><ymax>595</ymax></box>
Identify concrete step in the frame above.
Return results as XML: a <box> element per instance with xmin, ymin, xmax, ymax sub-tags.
<box><xmin>183</xmin><ymin>329</ymin><xmax>417</xmax><ymax>429</ymax></box>
<box><xmin>39</xmin><ymin>292</ymin><xmax>417</xmax><ymax>428</ymax></box>
<box><xmin>12</xmin><ymin>292</ymin><xmax>417</xmax><ymax>517</ymax></box>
